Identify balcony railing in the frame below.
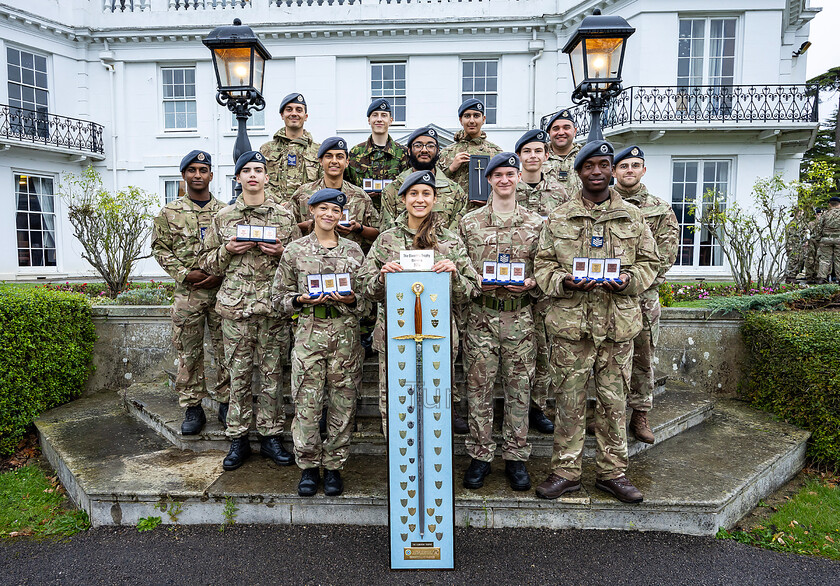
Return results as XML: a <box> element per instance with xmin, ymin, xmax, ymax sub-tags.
<box><xmin>541</xmin><ymin>84</ymin><xmax>819</xmax><ymax>136</ymax></box>
<box><xmin>101</xmin><ymin>0</ymin><xmax>486</xmax><ymax>11</ymax></box>
<box><xmin>0</xmin><ymin>105</ymin><xmax>105</xmax><ymax>155</ymax></box>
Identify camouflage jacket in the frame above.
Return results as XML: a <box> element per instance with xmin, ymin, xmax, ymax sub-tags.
<box><xmin>358</xmin><ymin>214</ymin><xmax>481</xmax><ymax>352</ymax></box>
<box><xmin>459</xmin><ymin>202</ymin><xmax>544</xmax><ymax>302</ymax></box>
<box><xmin>543</xmin><ymin>142</ymin><xmax>582</xmax><ymax>195</ymax></box>
<box><xmin>259</xmin><ymin>128</ymin><xmax>322</xmax><ymax>204</ymax></box>
<box><xmin>272</xmin><ymin>232</ymin><xmax>369</xmax><ymax>325</ymax></box>
<box><xmin>289</xmin><ymin>178</ymin><xmax>381</xmax><ymax>249</ymax></box>
<box><xmin>534</xmin><ymin>188</ymin><xmax>659</xmax><ymax>344</ymax></box>
<box><xmin>785</xmin><ymin>218</ymin><xmax>807</xmax><ymax>252</ymax></box>
<box><xmin>615</xmin><ymin>183</ymin><xmax>679</xmax><ymax>300</ymax></box>
<box><xmin>379</xmin><ymin>167</ymin><xmax>468</xmax><ymax>232</ymax></box>
<box><xmin>514</xmin><ymin>172</ymin><xmax>572</xmax><ymax>219</ymax></box>
<box><xmin>817</xmin><ymin>207</ymin><xmax>840</xmax><ymax>238</ymax></box>
<box><xmin>151</xmin><ymin>195</ymin><xmax>227</xmax><ymax>295</ymax></box>
<box><xmin>200</xmin><ymin>196</ymin><xmax>301</xmax><ymax>320</ymax></box>
<box><xmin>437</xmin><ymin>130</ymin><xmax>502</xmax><ymax>196</ymax></box>
<box><xmin>345</xmin><ymin>136</ymin><xmax>410</xmax><ymax>210</ymax></box>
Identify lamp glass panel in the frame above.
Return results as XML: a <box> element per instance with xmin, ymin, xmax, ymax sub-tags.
<box><xmin>569</xmin><ymin>42</ymin><xmax>584</xmax><ymax>89</ymax></box>
<box><xmin>253</xmin><ymin>53</ymin><xmax>265</xmax><ymax>94</ymax></box>
<box><xmin>213</xmin><ymin>47</ymin><xmax>253</xmax><ymax>89</ymax></box>
<box><xmin>583</xmin><ymin>37</ymin><xmax>625</xmax><ymax>90</ymax></box>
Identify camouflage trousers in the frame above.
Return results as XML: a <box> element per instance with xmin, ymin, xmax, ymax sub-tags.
<box><xmin>464</xmin><ymin>304</ymin><xmax>535</xmax><ymax>463</ymax></box>
<box><xmin>629</xmin><ymin>295</ymin><xmax>660</xmax><ymax>412</ymax></box>
<box><xmin>549</xmin><ymin>336</ymin><xmax>632</xmax><ymax>481</ymax></box>
<box><xmin>291</xmin><ymin>316</ymin><xmax>363</xmax><ymax>470</ymax></box>
<box><xmin>171</xmin><ymin>289</ymin><xmax>230</xmax><ymax>408</ymax></box>
<box><xmin>805</xmin><ymin>239</ymin><xmax>819</xmax><ymax>279</ymax></box>
<box><xmin>817</xmin><ymin>237</ymin><xmax>840</xmax><ymax>280</ymax></box>
<box><xmin>530</xmin><ymin>301</ymin><xmax>551</xmax><ymax>410</ymax></box>
<box><xmin>784</xmin><ymin>244</ymin><xmax>805</xmax><ymax>280</ymax></box>
<box><xmin>221</xmin><ymin>315</ymin><xmax>289</xmax><ymax>439</ymax></box>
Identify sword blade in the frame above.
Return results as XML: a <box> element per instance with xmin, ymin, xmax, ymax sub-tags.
<box><xmin>416</xmin><ymin>340</ymin><xmax>425</xmax><ymax>539</ymax></box>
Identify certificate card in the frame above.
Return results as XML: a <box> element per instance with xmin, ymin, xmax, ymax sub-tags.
<box><xmin>322</xmin><ymin>273</ymin><xmax>338</xmax><ymax>294</ymax></box>
<box><xmin>250</xmin><ymin>225</ymin><xmax>264</xmax><ymax>241</ymax></box>
<box><xmin>482</xmin><ymin>261</ymin><xmax>497</xmax><ymax>283</ymax></box>
<box><xmin>604</xmin><ymin>258</ymin><xmax>621</xmax><ymax>280</ymax></box>
<box><xmin>588</xmin><ymin>258</ymin><xmax>605</xmax><ymax>281</ymax></box>
<box><xmin>307</xmin><ymin>274</ymin><xmax>323</xmax><ymax>296</ymax></box>
<box><xmin>340</xmin><ymin>209</ymin><xmax>351</xmax><ymax>226</ymax></box>
<box><xmin>572</xmin><ymin>257</ymin><xmax>589</xmax><ymax>280</ymax></box>
<box><xmin>400</xmin><ymin>250</ymin><xmax>435</xmax><ymax>271</ymax></box>
<box><xmin>262</xmin><ymin>226</ymin><xmax>277</xmax><ymax>243</ymax></box>
<box><xmin>496</xmin><ymin>262</ymin><xmax>511</xmax><ymax>284</ymax></box>
<box><xmin>336</xmin><ymin>272</ymin><xmax>352</xmax><ymax>294</ymax></box>
<box><xmin>510</xmin><ymin>262</ymin><xmax>526</xmax><ymax>284</ymax></box>
<box><xmin>236</xmin><ymin>224</ymin><xmax>251</xmax><ymax>241</ymax></box>
<box><xmin>373</xmin><ymin>179</ymin><xmax>384</xmax><ymax>191</ymax></box>
<box><xmin>363</xmin><ymin>178</ymin><xmax>374</xmax><ymax>191</ymax></box>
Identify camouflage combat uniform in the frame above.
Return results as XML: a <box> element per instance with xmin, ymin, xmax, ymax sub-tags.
<box><xmin>784</xmin><ymin>218</ymin><xmax>806</xmax><ymax>281</ymax></box>
<box><xmin>152</xmin><ymin>195</ymin><xmax>230</xmax><ymax>408</ymax></box>
<box><xmin>616</xmin><ymin>183</ymin><xmax>679</xmax><ymax>412</ymax></box>
<box><xmin>200</xmin><ymin>198</ymin><xmax>302</xmax><ymax>439</ymax></box>
<box><xmin>357</xmin><ymin>214</ymin><xmax>481</xmax><ymax>434</ymax></box>
<box><xmin>273</xmin><ymin>233</ymin><xmax>367</xmax><ymax>471</ymax></box>
<box><xmin>379</xmin><ymin>167</ymin><xmax>468</xmax><ymax>232</ymax></box>
<box><xmin>816</xmin><ymin>206</ymin><xmax>840</xmax><ymax>280</ymax></box>
<box><xmin>345</xmin><ymin>136</ymin><xmax>410</xmax><ymax>212</ymax></box>
<box><xmin>534</xmin><ymin>188</ymin><xmax>659</xmax><ymax>481</ymax></box>
<box><xmin>459</xmin><ymin>203</ymin><xmax>543</xmax><ymax>463</ymax></box>
<box><xmin>543</xmin><ymin>143</ymin><xmax>582</xmax><ymax>195</ymax></box>
<box><xmin>259</xmin><ymin>128</ymin><xmax>322</xmax><ymax>204</ymax></box>
<box><xmin>437</xmin><ymin>130</ymin><xmax>501</xmax><ymax>205</ymax></box>
<box><xmin>804</xmin><ymin>218</ymin><xmax>820</xmax><ymax>281</ymax></box>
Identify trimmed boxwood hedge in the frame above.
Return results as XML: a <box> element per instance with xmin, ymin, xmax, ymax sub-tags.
<box><xmin>741</xmin><ymin>311</ymin><xmax>840</xmax><ymax>470</ymax></box>
<box><xmin>0</xmin><ymin>287</ymin><xmax>95</xmax><ymax>454</ymax></box>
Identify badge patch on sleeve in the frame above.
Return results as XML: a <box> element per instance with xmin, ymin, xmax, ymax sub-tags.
<box><xmin>287</xmin><ymin>154</ymin><xmax>297</xmax><ymax>167</ymax></box>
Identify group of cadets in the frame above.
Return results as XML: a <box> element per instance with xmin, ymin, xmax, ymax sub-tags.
<box><xmin>784</xmin><ymin>197</ymin><xmax>840</xmax><ymax>284</ymax></box>
<box><xmin>152</xmin><ymin>94</ymin><xmax>679</xmax><ymax>504</ymax></box>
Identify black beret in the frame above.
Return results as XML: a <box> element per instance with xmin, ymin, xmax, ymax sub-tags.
<box><xmin>279</xmin><ymin>92</ymin><xmax>306</xmax><ymax>112</ymax></box>
<box><xmin>398</xmin><ymin>170</ymin><xmax>437</xmax><ymax>197</ymax></box>
<box><xmin>614</xmin><ymin>145</ymin><xmax>645</xmax><ymax>166</ymax></box>
<box><xmin>367</xmin><ymin>98</ymin><xmax>392</xmax><ymax>117</ymax></box>
<box><xmin>180</xmin><ymin>150</ymin><xmax>211</xmax><ymax>173</ymax></box>
<box><xmin>307</xmin><ymin>188</ymin><xmax>347</xmax><ymax>210</ymax></box>
<box><xmin>458</xmin><ymin>98</ymin><xmax>485</xmax><ymax>117</ymax></box>
<box><xmin>407</xmin><ymin>126</ymin><xmax>439</xmax><ymax>147</ymax></box>
<box><xmin>830</xmin><ymin>197</ymin><xmax>840</xmax><ymax>203</ymax></box>
<box><xmin>514</xmin><ymin>129</ymin><xmax>548</xmax><ymax>154</ymax></box>
<box><xmin>234</xmin><ymin>150</ymin><xmax>267</xmax><ymax>176</ymax></box>
<box><xmin>574</xmin><ymin>140</ymin><xmax>614</xmax><ymax>171</ymax></box>
<box><xmin>484</xmin><ymin>152</ymin><xmax>520</xmax><ymax>178</ymax></box>
<box><xmin>317</xmin><ymin>136</ymin><xmax>349</xmax><ymax>158</ymax></box>
<box><xmin>545</xmin><ymin>108</ymin><xmax>575</xmax><ymax>130</ymax></box>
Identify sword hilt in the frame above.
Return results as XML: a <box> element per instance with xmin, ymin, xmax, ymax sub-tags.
<box><xmin>412</xmin><ymin>282</ymin><xmax>424</xmax><ymax>336</ymax></box>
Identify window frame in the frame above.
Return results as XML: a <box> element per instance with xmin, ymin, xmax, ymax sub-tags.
<box><xmin>369</xmin><ymin>61</ymin><xmax>407</xmax><ymax>126</ymax></box>
<box><xmin>14</xmin><ymin>170</ymin><xmax>60</xmax><ymax>272</ymax></box>
<box><xmin>161</xmin><ymin>176</ymin><xmax>186</xmax><ymax>205</ymax></box>
<box><xmin>677</xmin><ymin>16</ymin><xmax>740</xmax><ymax>88</ymax></box>
<box><xmin>160</xmin><ymin>65</ymin><xmax>198</xmax><ymax>132</ymax></box>
<box><xmin>460</xmin><ymin>58</ymin><xmax>499</xmax><ymax>125</ymax></box>
<box><xmin>6</xmin><ymin>45</ymin><xmax>51</xmax><ymax>139</ymax></box>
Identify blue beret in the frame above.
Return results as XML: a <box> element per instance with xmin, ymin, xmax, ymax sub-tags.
<box><xmin>614</xmin><ymin>145</ymin><xmax>645</xmax><ymax>166</ymax></box>
<box><xmin>830</xmin><ymin>197</ymin><xmax>840</xmax><ymax>203</ymax></box>
<box><xmin>458</xmin><ymin>98</ymin><xmax>485</xmax><ymax>117</ymax></box>
<box><xmin>279</xmin><ymin>92</ymin><xmax>306</xmax><ymax>112</ymax></box>
<box><xmin>317</xmin><ymin>136</ymin><xmax>349</xmax><ymax>158</ymax></box>
<box><xmin>367</xmin><ymin>98</ymin><xmax>392</xmax><ymax>117</ymax></box>
<box><xmin>398</xmin><ymin>170</ymin><xmax>437</xmax><ymax>197</ymax></box>
<box><xmin>179</xmin><ymin>150</ymin><xmax>211</xmax><ymax>173</ymax></box>
<box><xmin>545</xmin><ymin>108</ymin><xmax>575</xmax><ymax>130</ymax></box>
<box><xmin>514</xmin><ymin>129</ymin><xmax>549</xmax><ymax>154</ymax></box>
<box><xmin>484</xmin><ymin>152</ymin><xmax>520</xmax><ymax>178</ymax></box>
<box><xmin>234</xmin><ymin>150</ymin><xmax>267</xmax><ymax>176</ymax></box>
<box><xmin>573</xmin><ymin>140</ymin><xmax>614</xmax><ymax>171</ymax></box>
<box><xmin>307</xmin><ymin>188</ymin><xmax>347</xmax><ymax>210</ymax></box>
<box><xmin>407</xmin><ymin>126</ymin><xmax>439</xmax><ymax>146</ymax></box>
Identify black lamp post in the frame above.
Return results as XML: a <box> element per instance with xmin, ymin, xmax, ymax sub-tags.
<box><xmin>203</xmin><ymin>18</ymin><xmax>271</xmax><ymax>202</ymax></box>
<box><xmin>562</xmin><ymin>9</ymin><xmax>635</xmax><ymax>143</ymax></box>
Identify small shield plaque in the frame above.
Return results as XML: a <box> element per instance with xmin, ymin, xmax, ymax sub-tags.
<box><xmin>400</xmin><ymin>482</ymin><xmax>407</xmax><ymax>490</ymax></box>
<box><xmin>409</xmin><ymin>524</ymin><xmax>415</xmax><ymax>532</ymax></box>
<box><xmin>435</xmin><ymin>481</ymin><xmax>442</xmax><ymax>489</ymax></box>
<box><xmin>397</xmin><ymin>308</ymin><xmax>405</xmax><ymax>316</ymax></box>
<box><xmin>436</xmin><ymin>515</ymin><xmax>442</xmax><ymax>523</ymax></box>
<box><xmin>436</xmin><ymin>499</ymin><xmax>442</xmax><ymax>506</ymax></box>
<box><xmin>433</xmin><ymin>362</ymin><xmax>440</xmax><ymax>370</ymax></box>
<box><xmin>433</xmin><ymin>378</ymin><xmax>440</xmax><ymax>387</ymax></box>
<box><xmin>434</xmin><ymin>429</ymin><xmax>441</xmax><ymax>438</ymax></box>
<box><xmin>399</xmin><ymin>395</ymin><xmax>406</xmax><ymax>404</ymax></box>
<box><xmin>401</xmin><ymin>516</ymin><xmax>407</xmax><ymax>524</ymax></box>
<box><xmin>434</xmin><ymin>412</ymin><xmax>441</xmax><ymax>421</ymax></box>
<box><xmin>435</xmin><ymin>464</ymin><xmax>442</xmax><ymax>472</ymax></box>
<box><xmin>399</xmin><ymin>379</ymin><xmax>406</xmax><ymax>388</ymax></box>
<box><xmin>398</xmin><ymin>345</ymin><xmax>405</xmax><ymax>354</ymax></box>
<box><xmin>427</xmin><ymin>508</ymin><xmax>435</xmax><ymax>516</ymax></box>
<box><xmin>398</xmin><ymin>362</ymin><xmax>406</xmax><ymax>370</ymax></box>
<box><xmin>408</xmin><ymin>507</ymin><xmax>416</xmax><ymax>516</ymax></box>
<box><xmin>433</xmin><ymin>344</ymin><xmax>440</xmax><ymax>353</ymax></box>
<box><xmin>399</xmin><ymin>413</ymin><xmax>406</xmax><ymax>421</ymax></box>
<box><xmin>431</xmin><ymin>309</ymin><xmax>438</xmax><ymax>317</ymax></box>
<box><xmin>399</xmin><ymin>430</ymin><xmax>406</xmax><ymax>439</ymax></box>
<box><xmin>408</xmin><ymin>490</ymin><xmax>416</xmax><ymax>498</ymax></box>
<box><xmin>431</xmin><ymin>320</ymin><xmax>439</xmax><ymax>328</ymax></box>
<box><xmin>434</xmin><ymin>447</ymin><xmax>442</xmax><ymax>455</ymax></box>
<box><xmin>428</xmin><ymin>524</ymin><xmax>436</xmax><ymax>532</ymax></box>
<box><xmin>400</xmin><ymin>447</ymin><xmax>407</xmax><ymax>455</ymax></box>
<box><xmin>436</xmin><ymin>533</ymin><xmax>443</xmax><ymax>541</ymax></box>
<box><xmin>400</xmin><ymin>464</ymin><xmax>407</xmax><ymax>473</ymax></box>
<box><xmin>430</xmin><ymin>294</ymin><xmax>438</xmax><ymax>302</ymax></box>
<box><xmin>396</xmin><ymin>292</ymin><xmax>403</xmax><ymax>301</ymax></box>
<box><xmin>398</xmin><ymin>319</ymin><xmax>405</xmax><ymax>327</ymax></box>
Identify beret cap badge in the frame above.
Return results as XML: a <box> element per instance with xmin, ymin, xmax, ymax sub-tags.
<box><xmin>508</xmin><ymin>156</ymin><xmax>516</xmax><ymax>165</ymax></box>
<box><xmin>197</xmin><ymin>153</ymin><xmax>205</xmax><ymax>161</ymax></box>
<box><xmin>600</xmin><ymin>144</ymin><xmax>609</xmax><ymax>154</ymax></box>
<box><xmin>297</xmin><ymin>95</ymin><xmax>304</xmax><ymax>101</ymax></box>
<box><xmin>631</xmin><ymin>147</ymin><xmax>640</xmax><ymax>156</ymax></box>
<box><xmin>428</xmin><ymin>129</ymin><xmax>436</xmax><ymax>137</ymax></box>
<box><xmin>422</xmin><ymin>173</ymin><xmax>432</xmax><ymax>182</ymax></box>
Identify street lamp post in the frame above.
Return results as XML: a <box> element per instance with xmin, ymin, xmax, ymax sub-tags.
<box><xmin>562</xmin><ymin>9</ymin><xmax>635</xmax><ymax>143</ymax></box>
<box><xmin>203</xmin><ymin>18</ymin><xmax>271</xmax><ymax>203</ymax></box>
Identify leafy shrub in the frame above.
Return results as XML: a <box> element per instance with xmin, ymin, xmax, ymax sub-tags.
<box><xmin>660</xmin><ymin>281</ymin><xmax>808</xmax><ymax>304</ymax></box>
<box><xmin>0</xmin><ymin>287</ymin><xmax>96</xmax><ymax>454</ymax></box>
<box><xmin>741</xmin><ymin>312</ymin><xmax>840</xmax><ymax>470</ymax></box>
<box><xmin>708</xmin><ymin>284</ymin><xmax>839</xmax><ymax>315</ymax></box>
<box><xmin>114</xmin><ymin>287</ymin><xmax>172</xmax><ymax>306</ymax></box>
<box><xmin>40</xmin><ymin>280</ymin><xmax>175</xmax><ymax>301</ymax></box>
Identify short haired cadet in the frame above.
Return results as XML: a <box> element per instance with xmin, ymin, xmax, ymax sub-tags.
<box><xmin>234</xmin><ymin>150</ymin><xmax>267</xmax><ymax>175</ymax></box>
<box><xmin>307</xmin><ymin>188</ymin><xmax>348</xmax><ymax>209</ymax></box>
<box><xmin>514</xmin><ymin>129</ymin><xmax>549</xmax><ymax>154</ymax></box>
<box><xmin>280</xmin><ymin>92</ymin><xmax>307</xmax><ymax>113</ymax></box>
<box><xmin>317</xmin><ymin>136</ymin><xmax>349</xmax><ymax>158</ymax></box>
<box><xmin>544</xmin><ymin>108</ymin><xmax>575</xmax><ymax>130</ymax></box>
<box><xmin>458</xmin><ymin>98</ymin><xmax>486</xmax><ymax>117</ymax></box>
<box><xmin>180</xmin><ymin>150</ymin><xmax>211</xmax><ymax>173</ymax></box>
<box><xmin>407</xmin><ymin>126</ymin><xmax>439</xmax><ymax>147</ymax></box>
<box><xmin>366</xmin><ymin>98</ymin><xmax>392</xmax><ymax>117</ymax></box>
<box><xmin>614</xmin><ymin>146</ymin><xmax>645</xmax><ymax>166</ymax></box>
<box><xmin>397</xmin><ymin>170</ymin><xmax>437</xmax><ymax>196</ymax></box>
<box><xmin>573</xmin><ymin>140</ymin><xmax>614</xmax><ymax>172</ymax></box>
<box><xmin>484</xmin><ymin>152</ymin><xmax>520</xmax><ymax>178</ymax></box>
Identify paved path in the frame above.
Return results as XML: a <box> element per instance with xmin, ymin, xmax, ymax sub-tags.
<box><xmin>1</xmin><ymin>525</ymin><xmax>837</xmax><ymax>585</ymax></box>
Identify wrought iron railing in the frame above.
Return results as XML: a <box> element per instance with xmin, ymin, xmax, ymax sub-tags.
<box><xmin>0</xmin><ymin>105</ymin><xmax>105</xmax><ymax>155</ymax></box>
<box><xmin>542</xmin><ymin>84</ymin><xmax>819</xmax><ymax>136</ymax></box>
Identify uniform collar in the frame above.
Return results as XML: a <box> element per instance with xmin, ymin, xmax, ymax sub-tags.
<box><xmin>566</xmin><ymin>187</ymin><xmax>632</xmax><ymax>222</ymax></box>
<box><xmin>454</xmin><ymin>130</ymin><xmax>488</xmax><ymax>144</ymax></box>
<box><xmin>273</xmin><ymin>127</ymin><xmax>314</xmax><ymax>146</ymax></box>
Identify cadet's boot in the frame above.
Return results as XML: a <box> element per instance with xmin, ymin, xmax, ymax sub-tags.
<box><xmin>453</xmin><ymin>411</ymin><xmax>469</xmax><ymax>435</ymax></box>
<box><xmin>323</xmin><ymin>469</ymin><xmax>344</xmax><ymax>497</ymax></box>
<box><xmin>181</xmin><ymin>405</ymin><xmax>206</xmax><ymax>436</ymax></box>
<box><xmin>630</xmin><ymin>410</ymin><xmax>655</xmax><ymax>444</ymax></box>
<box><xmin>462</xmin><ymin>458</ymin><xmax>491</xmax><ymax>489</ymax></box>
<box><xmin>535</xmin><ymin>473</ymin><xmax>581</xmax><ymax>499</ymax></box>
<box><xmin>298</xmin><ymin>467</ymin><xmax>320</xmax><ymax>497</ymax></box>
<box><xmin>528</xmin><ymin>407</ymin><xmax>555</xmax><ymax>434</ymax></box>
<box><xmin>260</xmin><ymin>436</ymin><xmax>294</xmax><ymax>466</ymax></box>
<box><xmin>217</xmin><ymin>402</ymin><xmax>229</xmax><ymax>428</ymax></box>
<box><xmin>504</xmin><ymin>460</ymin><xmax>531</xmax><ymax>491</ymax></box>
<box><xmin>595</xmin><ymin>476</ymin><xmax>644</xmax><ymax>503</ymax></box>
<box><xmin>222</xmin><ymin>436</ymin><xmax>252</xmax><ymax>471</ymax></box>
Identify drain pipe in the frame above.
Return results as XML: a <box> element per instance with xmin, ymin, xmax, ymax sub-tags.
<box><xmin>528</xmin><ymin>31</ymin><xmax>545</xmax><ymax>129</ymax></box>
<box><xmin>99</xmin><ymin>40</ymin><xmax>118</xmax><ymax>190</ymax></box>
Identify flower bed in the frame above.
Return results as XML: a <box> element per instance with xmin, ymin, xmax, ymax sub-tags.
<box><xmin>659</xmin><ymin>282</ymin><xmax>808</xmax><ymax>306</ymax></box>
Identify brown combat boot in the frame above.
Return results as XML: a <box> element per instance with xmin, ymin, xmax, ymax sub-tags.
<box><xmin>595</xmin><ymin>476</ymin><xmax>643</xmax><ymax>503</ymax></box>
<box><xmin>630</xmin><ymin>409</ymin><xmax>655</xmax><ymax>444</ymax></box>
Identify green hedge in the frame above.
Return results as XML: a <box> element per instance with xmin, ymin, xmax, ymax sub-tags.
<box><xmin>0</xmin><ymin>287</ymin><xmax>96</xmax><ymax>454</ymax></box>
<box><xmin>741</xmin><ymin>312</ymin><xmax>840</xmax><ymax>470</ymax></box>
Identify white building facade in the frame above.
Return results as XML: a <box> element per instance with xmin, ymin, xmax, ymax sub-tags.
<box><xmin>0</xmin><ymin>0</ymin><xmax>821</xmax><ymax>280</ymax></box>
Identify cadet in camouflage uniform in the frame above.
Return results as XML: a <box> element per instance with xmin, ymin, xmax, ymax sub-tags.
<box><xmin>534</xmin><ymin>140</ymin><xmax>659</xmax><ymax>504</ymax></box>
<box><xmin>151</xmin><ymin>150</ymin><xmax>230</xmax><ymax>436</ymax></box>
<box><xmin>784</xmin><ymin>208</ymin><xmax>806</xmax><ymax>283</ymax></box>
<box><xmin>804</xmin><ymin>211</ymin><xmax>822</xmax><ymax>282</ymax></box>
<box><xmin>289</xmin><ymin>136</ymin><xmax>380</xmax><ymax>252</ymax></box>
<box><xmin>437</xmin><ymin>98</ymin><xmax>502</xmax><ymax>207</ymax></box>
<box><xmin>200</xmin><ymin>151</ymin><xmax>302</xmax><ymax>471</ymax></box>
<box><xmin>273</xmin><ymin>188</ymin><xmax>368</xmax><ymax>497</ymax></box>
<box><xmin>542</xmin><ymin>109</ymin><xmax>582</xmax><ymax>195</ymax></box>
<box><xmin>459</xmin><ymin>153</ymin><xmax>543</xmax><ymax>492</ymax></box>
<box><xmin>345</xmin><ymin>98</ymin><xmax>410</xmax><ymax>212</ymax></box>
<box><xmin>358</xmin><ymin>171</ymin><xmax>481</xmax><ymax>436</ymax></box>
<box><xmin>816</xmin><ymin>197</ymin><xmax>840</xmax><ymax>283</ymax></box>
<box><xmin>614</xmin><ymin>146</ymin><xmax>679</xmax><ymax>444</ymax></box>
<box><xmin>380</xmin><ymin>126</ymin><xmax>468</xmax><ymax>232</ymax></box>
<box><xmin>259</xmin><ymin>93</ymin><xmax>322</xmax><ymax>205</ymax></box>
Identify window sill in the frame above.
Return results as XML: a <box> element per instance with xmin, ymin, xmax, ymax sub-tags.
<box><xmin>157</xmin><ymin>131</ymin><xmax>201</xmax><ymax>139</ymax></box>
<box><xmin>222</xmin><ymin>131</ymin><xmax>269</xmax><ymax>138</ymax></box>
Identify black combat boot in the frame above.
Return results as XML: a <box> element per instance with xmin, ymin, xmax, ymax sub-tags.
<box><xmin>462</xmin><ymin>458</ymin><xmax>491</xmax><ymax>489</ymax></box>
<box><xmin>298</xmin><ymin>468</ymin><xmax>320</xmax><ymax>497</ymax></box>
<box><xmin>504</xmin><ymin>460</ymin><xmax>532</xmax><ymax>491</ymax></box>
<box><xmin>260</xmin><ymin>436</ymin><xmax>294</xmax><ymax>466</ymax></box>
<box><xmin>323</xmin><ymin>469</ymin><xmax>344</xmax><ymax>497</ymax></box>
<box><xmin>217</xmin><ymin>402</ymin><xmax>229</xmax><ymax>428</ymax></box>
<box><xmin>181</xmin><ymin>405</ymin><xmax>206</xmax><ymax>436</ymax></box>
<box><xmin>453</xmin><ymin>411</ymin><xmax>469</xmax><ymax>435</ymax></box>
<box><xmin>222</xmin><ymin>436</ymin><xmax>252</xmax><ymax>471</ymax></box>
<box><xmin>528</xmin><ymin>407</ymin><xmax>555</xmax><ymax>434</ymax></box>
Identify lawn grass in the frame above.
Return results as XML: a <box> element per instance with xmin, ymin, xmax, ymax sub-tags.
<box><xmin>0</xmin><ymin>464</ymin><xmax>90</xmax><ymax>538</ymax></box>
<box><xmin>669</xmin><ymin>299</ymin><xmax>711</xmax><ymax>308</ymax></box>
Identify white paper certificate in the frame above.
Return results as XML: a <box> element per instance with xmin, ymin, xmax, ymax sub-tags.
<box><xmin>572</xmin><ymin>257</ymin><xmax>589</xmax><ymax>280</ymax></box>
<box><xmin>400</xmin><ymin>250</ymin><xmax>435</xmax><ymax>271</ymax></box>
